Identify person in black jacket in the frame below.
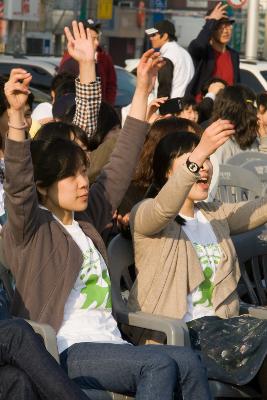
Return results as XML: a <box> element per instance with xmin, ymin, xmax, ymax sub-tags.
<box><xmin>186</xmin><ymin>1</ymin><xmax>240</xmax><ymax>99</ymax></box>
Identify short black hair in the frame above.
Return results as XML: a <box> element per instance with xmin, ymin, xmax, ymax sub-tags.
<box><xmin>31</xmin><ymin>138</ymin><xmax>88</xmax><ymax>191</ymax></box>
<box><xmin>51</xmin><ymin>72</ymin><xmax>75</xmax><ymax>94</ymax></box>
<box><xmin>89</xmin><ymin>102</ymin><xmax>121</xmax><ymax>150</ymax></box>
<box><xmin>180</xmin><ymin>96</ymin><xmax>198</xmax><ymax>112</ymax></box>
<box><xmin>153</xmin><ymin>131</ymin><xmax>200</xmax><ymax>190</ymax></box>
<box><xmin>34</xmin><ymin>121</ymin><xmax>90</xmax><ymax>152</ymax></box>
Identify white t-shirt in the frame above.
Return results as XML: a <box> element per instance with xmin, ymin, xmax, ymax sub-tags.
<box><xmin>181</xmin><ymin>209</ymin><xmax>222</xmax><ymax>322</ymax></box>
<box><xmin>56</xmin><ymin>219</ymin><xmax>126</xmax><ymax>353</ymax></box>
<box><xmin>160</xmin><ymin>41</ymin><xmax>195</xmax><ymax>98</ymax></box>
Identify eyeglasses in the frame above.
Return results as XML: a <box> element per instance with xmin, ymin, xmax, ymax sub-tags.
<box><xmin>217</xmin><ymin>23</ymin><xmax>233</xmax><ymax>31</ymax></box>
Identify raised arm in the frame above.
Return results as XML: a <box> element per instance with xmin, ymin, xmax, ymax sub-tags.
<box><xmin>4</xmin><ymin>69</ymin><xmax>40</xmax><ymax>245</ymax></box>
<box><xmin>131</xmin><ymin>119</ymin><xmax>235</xmax><ymax>236</ymax></box>
<box><xmin>65</xmin><ymin>21</ymin><xmax>101</xmax><ymax>136</ymax></box>
<box><xmin>188</xmin><ymin>2</ymin><xmax>227</xmax><ymax>60</ymax></box>
<box><xmin>86</xmin><ymin>50</ymin><xmax>165</xmax><ymax>232</ymax></box>
<box><xmin>219</xmin><ymin>197</ymin><xmax>267</xmax><ymax>236</ymax></box>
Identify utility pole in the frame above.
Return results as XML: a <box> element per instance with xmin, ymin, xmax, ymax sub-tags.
<box><xmin>245</xmin><ymin>0</ymin><xmax>260</xmax><ymax>60</ymax></box>
<box><xmin>80</xmin><ymin>0</ymin><xmax>88</xmax><ymax>20</ymax></box>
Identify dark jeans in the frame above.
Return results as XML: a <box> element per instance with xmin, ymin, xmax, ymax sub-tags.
<box><xmin>0</xmin><ymin>319</ymin><xmax>88</xmax><ymax>400</ymax></box>
<box><xmin>0</xmin><ymin>288</ymin><xmax>11</xmax><ymax>320</ymax></box>
<box><xmin>60</xmin><ymin>342</ymin><xmax>212</xmax><ymax>400</ymax></box>
<box><xmin>0</xmin><ymin>364</ymin><xmax>41</xmax><ymax>400</ymax></box>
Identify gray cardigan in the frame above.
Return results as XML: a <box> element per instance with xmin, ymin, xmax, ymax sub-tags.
<box><xmin>3</xmin><ymin>116</ymin><xmax>149</xmax><ymax>332</ymax></box>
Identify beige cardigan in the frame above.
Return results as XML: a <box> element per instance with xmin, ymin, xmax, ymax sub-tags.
<box><xmin>128</xmin><ymin>165</ymin><xmax>267</xmax><ymax>344</ymax></box>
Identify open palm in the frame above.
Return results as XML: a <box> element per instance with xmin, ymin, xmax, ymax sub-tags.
<box><xmin>137</xmin><ymin>49</ymin><xmax>165</xmax><ymax>94</ymax></box>
<box><xmin>64</xmin><ymin>21</ymin><xmax>95</xmax><ymax>63</ymax></box>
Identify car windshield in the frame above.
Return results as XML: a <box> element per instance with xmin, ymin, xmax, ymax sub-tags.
<box><xmin>260</xmin><ymin>70</ymin><xmax>267</xmax><ymax>85</ymax></box>
<box><xmin>240</xmin><ymin>69</ymin><xmax>265</xmax><ymax>93</ymax></box>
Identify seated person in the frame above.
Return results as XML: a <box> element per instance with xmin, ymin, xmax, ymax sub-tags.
<box><xmin>0</xmin><ymin>319</ymin><xmax>89</xmax><ymax>400</ymax></box>
<box><xmin>119</xmin><ymin>116</ymin><xmax>203</xmax><ymax>218</ymax></box>
<box><xmin>2</xmin><ymin>21</ymin><xmax>211</xmax><ymax>400</ymax></box>
<box><xmin>128</xmin><ymin>123</ymin><xmax>267</xmax><ymax>396</ymax></box>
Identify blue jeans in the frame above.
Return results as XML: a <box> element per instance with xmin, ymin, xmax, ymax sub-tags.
<box><xmin>0</xmin><ymin>319</ymin><xmax>88</xmax><ymax>400</ymax></box>
<box><xmin>60</xmin><ymin>342</ymin><xmax>212</xmax><ymax>400</ymax></box>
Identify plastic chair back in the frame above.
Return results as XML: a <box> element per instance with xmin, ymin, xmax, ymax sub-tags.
<box><xmin>238</xmin><ymin>159</ymin><xmax>267</xmax><ymax>195</ymax></box>
<box><xmin>227</xmin><ymin>151</ymin><xmax>267</xmax><ymax>167</ymax></box>
<box><xmin>108</xmin><ymin>234</ymin><xmax>135</xmax><ymax>317</ymax></box>
<box><xmin>232</xmin><ymin>226</ymin><xmax>267</xmax><ymax>306</ymax></box>
<box><xmin>216</xmin><ymin>164</ymin><xmax>262</xmax><ymax>202</ymax></box>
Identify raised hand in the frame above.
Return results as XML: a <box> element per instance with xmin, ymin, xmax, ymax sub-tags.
<box><xmin>146</xmin><ymin>96</ymin><xmax>168</xmax><ymax>123</ymax></box>
<box><xmin>190</xmin><ymin>119</ymin><xmax>235</xmax><ymax>166</ymax></box>
<box><xmin>205</xmin><ymin>2</ymin><xmax>228</xmax><ymax>21</ymax></box>
<box><xmin>208</xmin><ymin>81</ymin><xmax>226</xmax><ymax>96</ymax></box>
<box><xmin>136</xmin><ymin>49</ymin><xmax>165</xmax><ymax>95</ymax></box>
<box><xmin>4</xmin><ymin>68</ymin><xmax>32</xmax><ymax>111</ymax></box>
<box><xmin>64</xmin><ymin>21</ymin><xmax>95</xmax><ymax>63</ymax></box>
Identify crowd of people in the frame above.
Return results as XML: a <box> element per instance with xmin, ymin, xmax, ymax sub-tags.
<box><xmin>1</xmin><ymin>1</ymin><xmax>267</xmax><ymax>399</ymax></box>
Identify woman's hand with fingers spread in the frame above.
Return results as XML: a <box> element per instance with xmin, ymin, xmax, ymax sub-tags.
<box><xmin>4</xmin><ymin>68</ymin><xmax>32</xmax><ymax>111</ymax></box>
<box><xmin>190</xmin><ymin>119</ymin><xmax>235</xmax><ymax>167</ymax></box>
<box><xmin>146</xmin><ymin>97</ymin><xmax>168</xmax><ymax>123</ymax></box>
<box><xmin>64</xmin><ymin>20</ymin><xmax>95</xmax><ymax>64</ymax></box>
<box><xmin>136</xmin><ymin>49</ymin><xmax>165</xmax><ymax>95</ymax></box>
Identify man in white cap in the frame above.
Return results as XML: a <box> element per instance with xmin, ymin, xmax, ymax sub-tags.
<box><xmin>146</xmin><ymin>20</ymin><xmax>194</xmax><ymax>98</ymax></box>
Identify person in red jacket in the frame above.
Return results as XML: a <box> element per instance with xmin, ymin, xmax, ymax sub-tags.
<box><xmin>59</xmin><ymin>19</ymin><xmax>117</xmax><ymax>106</ymax></box>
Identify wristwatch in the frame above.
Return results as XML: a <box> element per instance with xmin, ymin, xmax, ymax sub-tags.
<box><xmin>186</xmin><ymin>157</ymin><xmax>200</xmax><ymax>173</ymax></box>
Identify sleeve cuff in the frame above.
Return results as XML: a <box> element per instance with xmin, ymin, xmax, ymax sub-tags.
<box><xmin>75</xmin><ymin>78</ymin><xmax>101</xmax><ymax>99</ymax></box>
<box><xmin>205</xmin><ymin>92</ymin><xmax>216</xmax><ymax>101</ymax></box>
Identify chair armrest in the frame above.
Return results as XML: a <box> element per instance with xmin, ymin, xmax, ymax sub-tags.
<box><xmin>240</xmin><ymin>302</ymin><xmax>267</xmax><ymax>320</ymax></box>
<box><xmin>116</xmin><ymin>310</ymin><xmax>190</xmax><ymax>346</ymax></box>
<box><xmin>26</xmin><ymin>320</ymin><xmax>59</xmax><ymax>363</ymax></box>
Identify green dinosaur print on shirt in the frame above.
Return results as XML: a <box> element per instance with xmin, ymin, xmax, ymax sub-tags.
<box><xmin>81</xmin><ymin>269</ymin><xmax>112</xmax><ymax>310</ymax></box>
<box><xmin>192</xmin><ymin>243</ymin><xmax>221</xmax><ymax>308</ymax></box>
<box><xmin>193</xmin><ymin>266</ymin><xmax>214</xmax><ymax>307</ymax></box>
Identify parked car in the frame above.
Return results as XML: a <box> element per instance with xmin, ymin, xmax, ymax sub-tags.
<box><xmin>114</xmin><ymin>66</ymin><xmax>136</xmax><ymax>107</ymax></box>
<box><xmin>30</xmin><ymin>86</ymin><xmax>51</xmax><ymax>109</ymax></box>
<box><xmin>240</xmin><ymin>60</ymin><xmax>267</xmax><ymax>93</ymax></box>
<box><xmin>0</xmin><ymin>55</ymin><xmax>136</xmax><ymax>108</ymax></box>
<box><xmin>0</xmin><ymin>55</ymin><xmax>56</xmax><ymax>93</ymax></box>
